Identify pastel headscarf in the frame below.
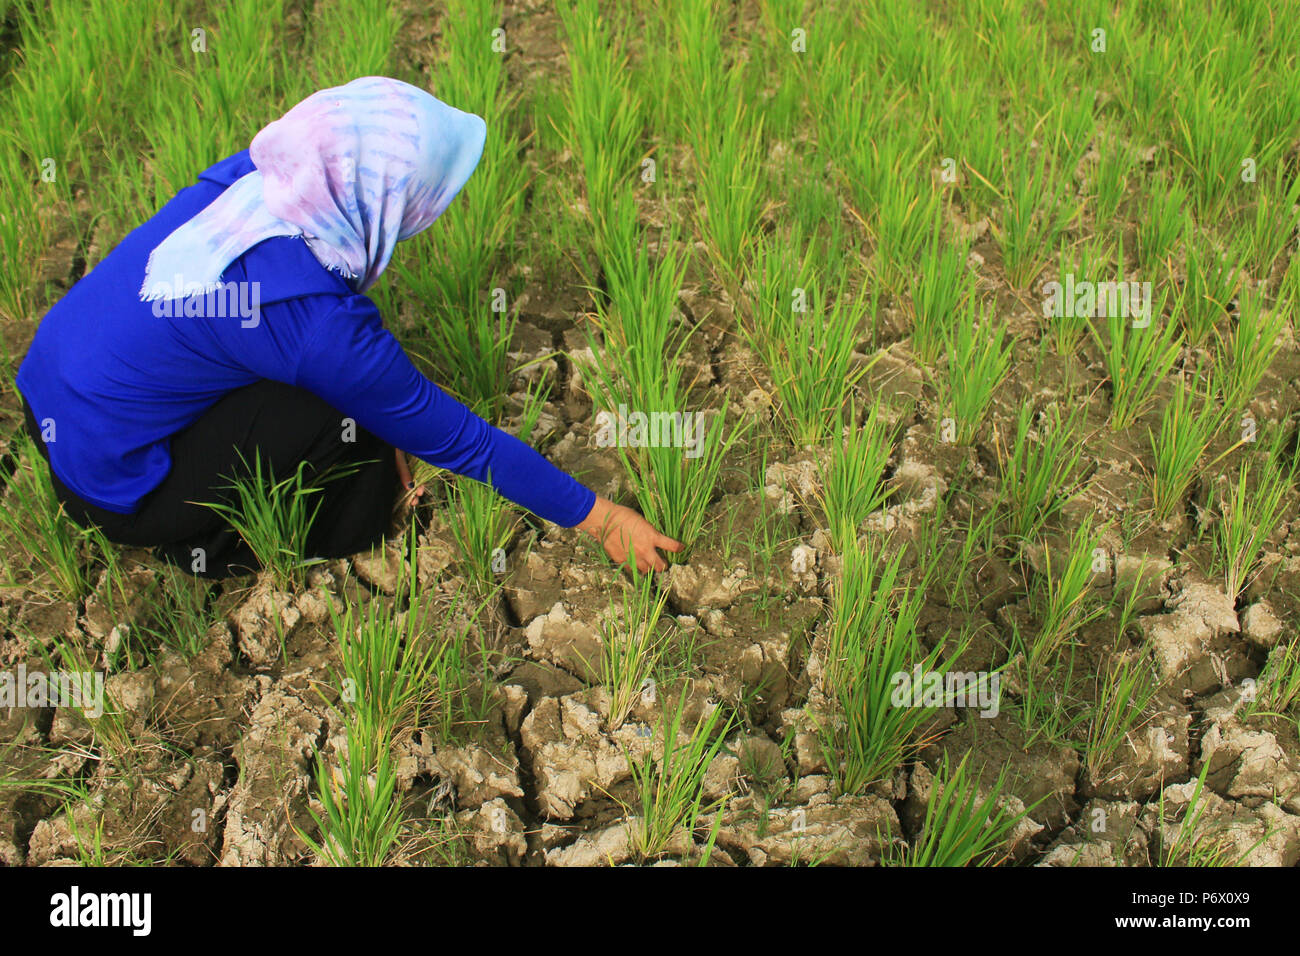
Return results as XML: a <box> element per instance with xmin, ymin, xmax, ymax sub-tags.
<box><xmin>140</xmin><ymin>76</ymin><xmax>487</xmax><ymax>301</ymax></box>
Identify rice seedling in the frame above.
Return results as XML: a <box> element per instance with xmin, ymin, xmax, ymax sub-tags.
<box><xmin>742</xmin><ymin>230</ymin><xmax>875</xmax><ymax>447</ymax></box>
<box><xmin>938</xmin><ymin>302</ymin><xmax>1012</xmax><ymax>445</ymax></box>
<box><xmin>1148</xmin><ymin>377</ymin><xmax>1223</xmax><ymax>523</ymax></box>
<box><xmin>1213</xmin><ymin>433</ymin><xmax>1296</xmax><ymax>601</ymax></box>
<box><xmin>817</xmin><ymin>537</ymin><xmax>958</xmax><ymax>795</ymax></box>
<box><xmin>1091</xmin><ymin>292</ymin><xmax>1182</xmax><ymax>431</ymax></box>
<box><xmin>996</xmin><ymin>144</ymin><xmax>1079</xmax><ymax>289</ymax></box>
<box><xmin>1136</xmin><ymin>179</ymin><xmax>1189</xmax><ymax>272</ymax></box>
<box><xmin>327</xmin><ymin>568</ymin><xmax>439</xmax><ymax>755</ymax></box>
<box><xmin>882</xmin><ymin>753</ymin><xmax>1030</xmax><ymax>867</ymax></box>
<box><xmin>1154</xmin><ymin>758</ymin><xmax>1269</xmax><ymax>867</ymax></box>
<box><xmin>908</xmin><ymin>216</ymin><xmax>975</xmax><ymax>366</ymax></box>
<box><xmin>301</xmin><ymin>714</ymin><xmax>404</xmax><ymax>867</ymax></box>
<box><xmin>1082</xmin><ymin>648</ymin><xmax>1159</xmax><ymax>786</ymax></box>
<box><xmin>1045</xmin><ymin>236</ymin><xmax>1113</xmax><ymax>355</ymax></box>
<box><xmin>869</xmin><ymin>148</ymin><xmax>943</xmax><ymax>294</ymax></box>
<box><xmin>622</xmin><ymin>684</ymin><xmax>733</xmax><ymax>862</ymax></box>
<box><xmin>1026</xmin><ymin>517</ymin><xmax>1107</xmax><ymax>678</ymax></box>
<box><xmin>591</xmin><ymin>562</ymin><xmax>672</xmax><ymax>730</ymax></box>
<box><xmin>912</xmin><ymin>494</ymin><xmax>1000</xmax><ymax>616</ymax></box>
<box><xmin>308</xmin><ymin>0</ymin><xmax>398</xmax><ymax>83</ymax></box>
<box><xmin>0</xmin><ymin>435</ymin><xmax>96</xmax><ymax>601</ymax></box>
<box><xmin>198</xmin><ymin>450</ymin><xmax>361</xmax><ymax>590</ymax></box>
<box><xmin>610</xmin><ymin>400</ymin><xmax>750</xmax><ymax>566</ymax></box>
<box><xmin>690</xmin><ymin>99</ymin><xmax>768</xmax><ymax>298</ymax></box>
<box><xmin>995</xmin><ymin>401</ymin><xmax>1088</xmax><ymax>551</ymax></box>
<box><xmin>30</xmin><ymin>630</ymin><xmax>134</xmax><ymax>765</ymax></box>
<box><xmin>1248</xmin><ymin>639</ymin><xmax>1300</xmax><ymax>725</ymax></box>
<box><xmin>1004</xmin><ymin>616</ymin><xmax>1089</xmax><ymax>749</ymax></box>
<box><xmin>423</xmin><ymin>605</ymin><xmax>501</xmax><ymax>747</ymax></box>
<box><xmin>1172</xmin><ymin>81</ymin><xmax>1259</xmax><ymax>220</ymax></box>
<box><xmin>1239</xmin><ymin>171</ymin><xmax>1300</xmax><ymax>279</ymax></box>
<box><xmin>1173</xmin><ymin>233</ymin><xmax>1244</xmax><ymax>348</ymax></box>
<box><xmin>1087</xmin><ymin>136</ymin><xmax>1135</xmax><ymax>233</ymax></box>
<box><xmin>816</xmin><ymin>398</ymin><xmax>896</xmax><ymax>554</ymax></box>
<box><xmin>135</xmin><ymin>563</ymin><xmax>214</xmax><ymax>662</ymax></box>
<box><xmin>555</xmin><ymin>0</ymin><xmax>644</xmax><ymax>255</ymax></box>
<box><xmin>441</xmin><ymin>468</ymin><xmax>519</xmax><ymax>594</ymax></box>
<box><xmin>1214</xmin><ymin>285</ymin><xmax>1287</xmax><ymax>413</ymax></box>
<box><xmin>649</xmin><ymin>0</ymin><xmax>739</xmax><ymax>143</ymax></box>
<box><xmin>580</xmin><ymin>191</ymin><xmax>692</xmax><ymax>411</ymax></box>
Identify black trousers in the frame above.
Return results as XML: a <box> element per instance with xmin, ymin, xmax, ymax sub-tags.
<box><xmin>21</xmin><ymin>379</ymin><xmax>398</xmax><ymax>579</ymax></box>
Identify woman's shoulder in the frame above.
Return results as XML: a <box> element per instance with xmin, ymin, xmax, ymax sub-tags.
<box><xmin>196</xmin><ymin>149</ymin><xmax>255</xmax><ymax>189</ymax></box>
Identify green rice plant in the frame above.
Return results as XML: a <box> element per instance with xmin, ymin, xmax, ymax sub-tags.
<box><xmin>443</xmin><ymin>468</ymin><xmax>519</xmax><ymax>594</ymax></box>
<box><xmin>1155</xmin><ymin>758</ymin><xmax>1268</xmax><ymax>867</ymax></box>
<box><xmin>1004</xmin><ymin>613</ymin><xmax>1089</xmax><ymax>748</ymax></box>
<box><xmin>0</xmin><ymin>435</ymin><xmax>96</xmax><ymax>601</ymax></box>
<box><xmin>911</xmin><ymin>491</ymin><xmax>1000</xmax><ymax>615</ymax></box>
<box><xmin>197</xmin><ymin>449</ymin><xmax>360</xmax><ymax>590</ymax></box>
<box><xmin>996</xmin><ymin>401</ymin><xmax>1087</xmax><ymax>550</ymax></box>
<box><xmin>818</xmin><ymin>538</ymin><xmax>956</xmax><ymax>794</ymax></box>
<box><xmin>301</xmin><ymin>714</ymin><xmax>404</xmax><ymax>867</ymax></box>
<box><xmin>1248</xmin><ymin>639</ymin><xmax>1300</xmax><ymax>725</ymax></box>
<box><xmin>1045</xmin><ymin>237</ymin><xmax>1112</xmax><ymax>355</ymax></box>
<box><xmin>883</xmin><ymin>753</ymin><xmax>1030</xmax><ymax>867</ymax></box>
<box><xmin>609</xmin><ymin>399</ymin><xmax>751</xmax><ymax>566</ymax></box>
<box><xmin>308</xmin><ymin>0</ymin><xmax>397</xmax><ymax>81</ymax></box>
<box><xmin>327</xmin><ymin>543</ymin><xmax>441</xmax><ymax>756</ymax></box>
<box><xmin>1087</xmin><ymin>135</ymin><xmax>1135</xmax><ymax>232</ymax></box>
<box><xmin>1213</xmin><ymin>436</ymin><xmax>1295</xmax><ymax>600</ymax></box>
<box><xmin>817</xmin><ymin>398</ymin><xmax>896</xmax><ymax>554</ymax></box>
<box><xmin>399</xmin><ymin>283</ymin><xmax>521</xmax><ymax>423</ymax></box>
<box><xmin>1091</xmin><ymin>293</ymin><xmax>1182</xmax><ymax>431</ymax></box>
<box><xmin>31</xmin><ymin>630</ymin><xmax>134</xmax><ymax>765</ymax></box>
<box><xmin>1173</xmin><ymin>233</ymin><xmax>1244</xmax><ymax>348</ymax></box>
<box><xmin>908</xmin><ymin>216</ymin><xmax>975</xmax><ymax>365</ymax></box>
<box><xmin>1172</xmin><ymin>81</ymin><xmax>1259</xmax><ymax>219</ymax></box>
<box><xmin>742</xmin><ymin>231</ymin><xmax>875</xmax><ymax>447</ymax></box>
<box><xmin>1027</xmin><ymin>517</ymin><xmax>1107</xmax><ymax>678</ymax></box>
<box><xmin>590</xmin><ymin>562</ymin><xmax>672</xmax><ymax>730</ymax></box>
<box><xmin>622</xmin><ymin>684</ymin><xmax>733</xmax><ymax>862</ymax></box>
<box><xmin>423</xmin><ymin>598</ymin><xmax>500</xmax><ymax>747</ymax></box>
<box><xmin>1083</xmin><ymin>648</ymin><xmax>1159</xmax><ymax>786</ymax></box>
<box><xmin>691</xmin><ymin>98</ymin><xmax>768</xmax><ymax>298</ymax></box>
<box><xmin>1148</xmin><ymin>378</ymin><xmax>1222</xmax><ymax>523</ymax></box>
<box><xmin>580</xmin><ymin>191</ymin><xmax>692</xmax><ymax>411</ymax></box>
<box><xmin>996</xmin><ymin>144</ymin><xmax>1079</xmax><ymax>288</ymax></box>
<box><xmin>938</xmin><ymin>302</ymin><xmax>1012</xmax><ymax>445</ymax></box>
<box><xmin>1136</xmin><ymin>179</ymin><xmax>1189</xmax><ymax>272</ymax></box>
<box><xmin>1214</xmin><ymin>285</ymin><xmax>1287</xmax><ymax>413</ymax></box>
<box><xmin>136</xmin><ymin>563</ymin><xmax>215</xmax><ymax>662</ymax></box>
<box><xmin>650</xmin><ymin>0</ymin><xmax>741</xmax><ymax>143</ymax></box>
<box><xmin>555</xmin><ymin>0</ymin><xmax>644</xmax><ymax>256</ymax></box>
<box><xmin>1240</xmin><ymin>171</ymin><xmax>1300</xmax><ymax>279</ymax></box>
<box><xmin>869</xmin><ymin>147</ymin><xmax>943</xmax><ymax>293</ymax></box>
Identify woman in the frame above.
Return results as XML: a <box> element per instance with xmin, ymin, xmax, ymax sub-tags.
<box><xmin>16</xmin><ymin>76</ymin><xmax>680</xmax><ymax>578</ymax></box>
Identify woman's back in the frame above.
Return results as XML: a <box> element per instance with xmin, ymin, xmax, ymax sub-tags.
<box><xmin>16</xmin><ymin>150</ymin><xmax>356</xmax><ymax>513</ymax></box>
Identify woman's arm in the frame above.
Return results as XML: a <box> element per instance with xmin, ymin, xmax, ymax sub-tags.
<box><xmin>292</xmin><ymin>295</ymin><xmax>681</xmax><ymax>570</ymax></box>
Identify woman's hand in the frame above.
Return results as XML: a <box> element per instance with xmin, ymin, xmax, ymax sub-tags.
<box><xmin>576</xmin><ymin>495</ymin><xmax>683</xmax><ymax>573</ymax></box>
<box><xmin>395</xmin><ymin>448</ymin><xmax>425</xmax><ymax>502</ymax></box>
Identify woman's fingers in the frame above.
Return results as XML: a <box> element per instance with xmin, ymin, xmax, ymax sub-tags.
<box><xmin>582</xmin><ymin>499</ymin><xmax>682</xmax><ymax>573</ymax></box>
<box><xmin>394</xmin><ymin>448</ymin><xmax>425</xmax><ymax>500</ymax></box>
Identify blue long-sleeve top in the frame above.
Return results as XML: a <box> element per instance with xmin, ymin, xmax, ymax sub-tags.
<box><xmin>15</xmin><ymin>150</ymin><xmax>596</xmax><ymax>528</ymax></box>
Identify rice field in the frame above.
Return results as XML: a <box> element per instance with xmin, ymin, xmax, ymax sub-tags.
<box><xmin>1</xmin><ymin>0</ymin><xmax>1299</xmax><ymax>869</ymax></box>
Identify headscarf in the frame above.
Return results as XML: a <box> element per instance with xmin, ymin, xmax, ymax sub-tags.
<box><xmin>140</xmin><ymin>76</ymin><xmax>487</xmax><ymax>301</ymax></box>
